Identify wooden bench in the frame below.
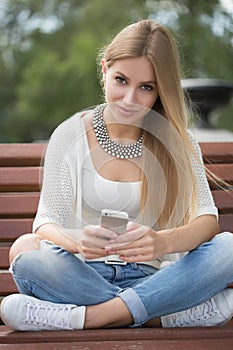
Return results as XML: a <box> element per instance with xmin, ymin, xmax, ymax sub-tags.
<box><xmin>0</xmin><ymin>142</ymin><xmax>233</xmax><ymax>349</ymax></box>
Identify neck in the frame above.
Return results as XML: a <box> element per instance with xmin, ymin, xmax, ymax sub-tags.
<box><xmin>92</xmin><ymin>104</ymin><xmax>143</xmax><ymax>159</ymax></box>
<box><xmin>103</xmin><ymin>105</ymin><xmax>142</xmax><ymax>142</ymax></box>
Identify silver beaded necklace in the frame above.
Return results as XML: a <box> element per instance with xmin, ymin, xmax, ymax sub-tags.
<box><xmin>93</xmin><ymin>104</ymin><xmax>143</xmax><ymax>159</ymax></box>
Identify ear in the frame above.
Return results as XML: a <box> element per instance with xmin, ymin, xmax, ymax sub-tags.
<box><xmin>101</xmin><ymin>58</ymin><xmax>107</xmax><ymax>77</ymax></box>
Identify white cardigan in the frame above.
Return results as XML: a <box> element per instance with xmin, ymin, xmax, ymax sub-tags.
<box><xmin>33</xmin><ymin>109</ymin><xmax>218</xmax><ymax>269</ymax></box>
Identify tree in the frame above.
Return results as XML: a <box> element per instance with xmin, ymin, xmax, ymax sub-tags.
<box><xmin>147</xmin><ymin>0</ymin><xmax>233</xmax><ymax>129</ymax></box>
<box><xmin>0</xmin><ymin>0</ymin><xmax>232</xmax><ymax>142</ymax></box>
<box><xmin>0</xmin><ymin>0</ymin><xmax>150</xmax><ymax>141</ymax></box>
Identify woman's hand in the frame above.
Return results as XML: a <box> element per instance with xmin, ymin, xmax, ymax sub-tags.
<box><xmin>104</xmin><ymin>222</ymin><xmax>169</xmax><ymax>262</ymax></box>
<box><xmin>79</xmin><ymin>225</ymin><xmax>118</xmax><ymax>260</ymax></box>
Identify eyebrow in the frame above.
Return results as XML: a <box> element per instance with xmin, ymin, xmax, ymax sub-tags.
<box><xmin>115</xmin><ymin>71</ymin><xmax>156</xmax><ymax>85</ymax></box>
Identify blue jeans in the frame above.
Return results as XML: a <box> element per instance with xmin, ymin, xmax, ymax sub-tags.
<box><xmin>10</xmin><ymin>232</ymin><xmax>233</xmax><ymax>327</ymax></box>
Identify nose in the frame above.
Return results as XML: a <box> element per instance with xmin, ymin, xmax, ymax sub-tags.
<box><xmin>123</xmin><ymin>88</ymin><xmax>137</xmax><ymax>105</ymax></box>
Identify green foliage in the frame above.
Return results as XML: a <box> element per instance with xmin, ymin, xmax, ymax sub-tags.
<box><xmin>0</xmin><ymin>0</ymin><xmax>232</xmax><ymax>141</ymax></box>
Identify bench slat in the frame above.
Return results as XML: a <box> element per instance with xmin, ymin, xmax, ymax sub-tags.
<box><xmin>0</xmin><ymin>215</ymin><xmax>232</xmax><ymax>269</ymax></box>
<box><xmin>0</xmin><ymin>247</ymin><xmax>9</xmax><ymax>269</ymax></box>
<box><xmin>212</xmin><ymin>190</ymin><xmax>233</xmax><ymax>213</ymax></box>
<box><xmin>0</xmin><ymin>143</ymin><xmax>232</xmax><ymax>166</ymax></box>
<box><xmin>0</xmin><ymin>273</ymin><xmax>17</xmax><ymax>295</ymax></box>
<box><xmin>0</xmin><ymin>165</ymin><xmax>232</xmax><ymax>193</ymax></box>
<box><xmin>1</xmin><ymin>323</ymin><xmax>233</xmax><ymax>343</ymax></box>
<box><xmin>0</xmin><ymin>144</ymin><xmax>46</xmax><ymax>167</ymax></box>
<box><xmin>0</xmin><ymin>194</ymin><xmax>39</xmax><ymax>218</ymax></box>
<box><xmin>1</xmin><ymin>191</ymin><xmax>230</xmax><ymax>218</ymax></box>
<box><xmin>200</xmin><ymin>142</ymin><xmax>233</xmax><ymax>164</ymax></box>
<box><xmin>0</xmin><ymin>167</ymin><xmax>43</xmax><ymax>192</ymax></box>
<box><xmin>0</xmin><ymin>165</ymin><xmax>231</xmax><ymax>193</ymax></box>
<box><xmin>206</xmin><ymin>163</ymin><xmax>233</xmax><ymax>187</ymax></box>
<box><xmin>0</xmin><ymin>214</ymin><xmax>232</xmax><ymax>245</ymax></box>
<box><xmin>0</xmin><ymin>338</ymin><xmax>233</xmax><ymax>349</ymax></box>
<box><xmin>0</xmin><ymin>219</ymin><xmax>33</xmax><ymax>241</ymax></box>
<box><xmin>219</xmin><ymin>214</ymin><xmax>233</xmax><ymax>233</ymax></box>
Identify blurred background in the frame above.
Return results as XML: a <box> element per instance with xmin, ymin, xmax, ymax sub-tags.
<box><xmin>0</xmin><ymin>0</ymin><xmax>232</xmax><ymax>142</ymax></box>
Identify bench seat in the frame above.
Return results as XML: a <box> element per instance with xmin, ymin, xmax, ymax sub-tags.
<box><xmin>0</xmin><ymin>142</ymin><xmax>233</xmax><ymax>348</ymax></box>
<box><xmin>1</xmin><ymin>323</ymin><xmax>233</xmax><ymax>349</ymax></box>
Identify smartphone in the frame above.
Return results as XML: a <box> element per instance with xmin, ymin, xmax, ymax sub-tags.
<box><xmin>100</xmin><ymin>209</ymin><xmax>129</xmax><ymax>235</ymax></box>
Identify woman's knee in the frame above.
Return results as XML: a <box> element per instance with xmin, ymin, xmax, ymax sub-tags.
<box><xmin>9</xmin><ymin>233</ymin><xmax>42</xmax><ymax>265</ymax></box>
<box><xmin>212</xmin><ymin>231</ymin><xmax>233</xmax><ymax>257</ymax></box>
<box><xmin>214</xmin><ymin>231</ymin><xmax>233</xmax><ymax>243</ymax></box>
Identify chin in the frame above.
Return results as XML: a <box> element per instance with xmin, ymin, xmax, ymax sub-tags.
<box><xmin>109</xmin><ymin>102</ymin><xmax>148</xmax><ymax>125</ymax></box>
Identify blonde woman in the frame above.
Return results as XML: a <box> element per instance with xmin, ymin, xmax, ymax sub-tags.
<box><xmin>1</xmin><ymin>20</ymin><xmax>233</xmax><ymax>331</ymax></box>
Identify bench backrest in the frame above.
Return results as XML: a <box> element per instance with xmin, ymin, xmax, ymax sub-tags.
<box><xmin>0</xmin><ymin>142</ymin><xmax>233</xmax><ymax>299</ymax></box>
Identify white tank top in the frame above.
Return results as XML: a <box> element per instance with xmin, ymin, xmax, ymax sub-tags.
<box><xmin>82</xmin><ymin>132</ymin><xmax>141</xmax><ymax>226</ymax></box>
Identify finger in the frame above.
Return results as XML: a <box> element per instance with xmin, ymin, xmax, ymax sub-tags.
<box><xmin>80</xmin><ymin>245</ymin><xmax>108</xmax><ymax>259</ymax></box>
<box><xmin>82</xmin><ymin>235</ymin><xmax>114</xmax><ymax>249</ymax></box>
<box><xmin>105</xmin><ymin>241</ymin><xmax>130</xmax><ymax>250</ymax></box>
<box><xmin>109</xmin><ymin>236</ymin><xmax>154</xmax><ymax>256</ymax></box>
<box><xmin>83</xmin><ymin>226</ymin><xmax>118</xmax><ymax>248</ymax></box>
<box><xmin>108</xmin><ymin>244</ymin><xmax>145</xmax><ymax>257</ymax></box>
<box><xmin>82</xmin><ymin>236</ymin><xmax>113</xmax><ymax>249</ymax></box>
<box><xmin>84</xmin><ymin>225</ymin><xmax>118</xmax><ymax>241</ymax></box>
<box><xmin>82</xmin><ymin>252</ymin><xmax>108</xmax><ymax>259</ymax></box>
<box><xmin>126</xmin><ymin>221</ymin><xmax>140</xmax><ymax>232</ymax></box>
<box><xmin>105</xmin><ymin>235</ymin><xmax>141</xmax><ymax>251</ymax></box>
<box><xmin>119</xmin><ymin>253</ymin><xmax>152</xmax><ymax>263</ymax></box>
<box><xmin>109</xmin><ymin>225</ymin><xmax>149</xmax><ymax>245</ymax></box>
<box><xmin>81</xmin><ymin>244</ymin><xmax>106</xmax><ymax>254</ymax></box>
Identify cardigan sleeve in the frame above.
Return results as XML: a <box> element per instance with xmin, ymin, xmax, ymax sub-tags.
<box><xmin>33</xmin><ymin>113</ymin><xmax>85</xmax><ymax>232</ymax></box>
<box><xmin>188</xmin><ymin>131</ymin><xmax>218</xmax><ymax>219</ymax></box>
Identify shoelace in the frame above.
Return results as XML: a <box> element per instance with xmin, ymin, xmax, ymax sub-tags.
<box><xmin>172</xmin><ymin>299</ymin><xmax>219</xmax><ymax>326</ymax></box>
<box><xmin>24</xmin><ymin>301</ymin><xmax>73</xmax><ymax>330</ymax></box>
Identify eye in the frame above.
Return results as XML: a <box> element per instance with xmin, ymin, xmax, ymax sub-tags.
<box><xmin>115</xmin><ymin>76</ymin><xmax>127</xmax><ymax>85</ymax></box>
<box><xmin>141</xmin><ymin>84</ymin><xmax>153</xmax><ymax>91</ymax></box>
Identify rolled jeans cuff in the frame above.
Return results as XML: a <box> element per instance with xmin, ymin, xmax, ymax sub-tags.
<box><xmin>117</xmin><ymin>288</ymin><xmax>148</xmax><ymax>327</ymax></box>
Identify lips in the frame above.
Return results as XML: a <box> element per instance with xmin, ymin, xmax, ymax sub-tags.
<box><xmin>116</xmin><ymin>104</ymin><xmax>140</xmax><ymax>116</ymax></box>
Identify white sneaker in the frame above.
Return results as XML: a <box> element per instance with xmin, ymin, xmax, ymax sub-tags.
<box><xmin>0</xmin><ymin>294</ymin><xmax>86</xmax><ymax>331</ymax></box>
<box><xmin>161</xmin><ymin>288</ymin><xmax>233</xmax><ymax>327</ymax></box>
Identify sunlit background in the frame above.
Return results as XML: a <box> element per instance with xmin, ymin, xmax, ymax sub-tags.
<box><xmin>0</xmin><ymin>0</ymin><xmax>232</xmax><ymax>142</ymax></box>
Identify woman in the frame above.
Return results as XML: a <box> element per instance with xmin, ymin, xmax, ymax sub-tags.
<box><xmin>1</xmin><ymin>19</ymin><xmax>233</xmax><ymax>331</ymax></box>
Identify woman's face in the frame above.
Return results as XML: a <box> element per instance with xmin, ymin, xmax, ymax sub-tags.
<box><xmin>102</xmin><ymin>56</ymin><xmax>159</xmax><ymax>123</ymax></box>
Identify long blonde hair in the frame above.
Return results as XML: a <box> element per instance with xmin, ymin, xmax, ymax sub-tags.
<box><xmin>100</xmin><ymin>20</ymin><xmax>198</xmax><ymax>229</ymax></box>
